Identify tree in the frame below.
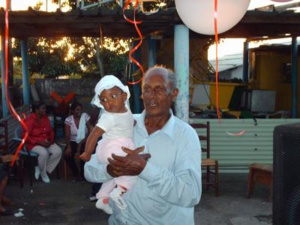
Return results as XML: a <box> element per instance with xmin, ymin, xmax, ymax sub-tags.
<box><xmin>12</xmin><ymin>36</ymin><xmax>130</xmax><ymax>79</ymax></box>
<box><xmin>13</xmin><ymin>37</ymin><xmax>81</xmax><ymax>78</ymax></box>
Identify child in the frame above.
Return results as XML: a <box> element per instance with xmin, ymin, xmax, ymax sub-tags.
<box><xmin>80</xmin><ymin>75</ymin><xmax>136</xmax><ymax>215</ymax></box>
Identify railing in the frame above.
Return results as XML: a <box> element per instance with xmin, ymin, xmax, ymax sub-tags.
<box><xmin>76</xmin><ymin>0</ymin><xmax>118</xmax><ymax>10</ymax></box>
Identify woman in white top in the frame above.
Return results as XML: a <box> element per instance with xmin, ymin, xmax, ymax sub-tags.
<box><xmin>64</xmin><ymin>102</ymin><xmax>91</xmax><ymax>182</ymax></box>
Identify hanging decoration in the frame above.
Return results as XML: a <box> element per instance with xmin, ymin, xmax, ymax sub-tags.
<box><xmin>176</xmin><ymin>0</ymin><xmax>247</xmax><ymax>135</ymax></box>
<box><xmin>271</xmin><ymin>0</ymin><xmax>292</xmax><ymax>2</ymax></box>
<box><xmin>213</xmin><ymin>0</ymin><xmax>246</xmax><ymax>135</ymax></box>
<box><xmin>175</xmin><ymin>0</ymin><xmax>250</xmax><ymax>35</ymax></box>
<box><xmin>4</xmin><ymin>1</ymin><xmax>28</xmax><ymax>166</ymax></box>
<box><xmin>213</xmin><ymin>0</ymin><xmax>221</xmax><ymax>120</ymax></box>
<box><xmin>123</xmin><ymin>0</ymin><xmax>145</xmax><ymax>85</ymax></box>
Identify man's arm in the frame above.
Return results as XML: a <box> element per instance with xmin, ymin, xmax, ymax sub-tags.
<box><xmin>84</xmin><ymin>154</ymin><xmax>112</xmax><ymax>183</ymax></box>
<box><xmin>107</xmin><ymin>127</ymin><xmax>201</xmax><ymax>208</ymax></box>
<box><xmin>107</xmin><ymin>146</ymin><xmax>148</xmax><ymax>176</ymax></box>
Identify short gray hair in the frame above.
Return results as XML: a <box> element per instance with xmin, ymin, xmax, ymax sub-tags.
<box><xmin>143</xmin><ymin>66</ymin><xmax>177</xmax><ymax>93</ymax></box>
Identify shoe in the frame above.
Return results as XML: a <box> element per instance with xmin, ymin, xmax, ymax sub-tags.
<box><xmin>1</xmin><ymin>196</ymin><xmax>14</xmax><ymax>206</ymax></box>
<box><xmin>95</xmin><ymin>198</ymin><xmax>113</xmax><ymax>214</ymax></box>
<box><xmin>41</xmin><ymin>174</ymin><xmax>50</xmax><ymax>183</ymax></box>
<box><xmin>0</xmin><ymin>209</ymin><xmax>13</xmax><ymax>216</ymax></box>
<box><xmin>76</xmin><ymin>177</ymin><xmax>86</xmax><ymax>183</ymax></box>
<box><xmin>109</xmin><ymin>187</ymin><xmax>127</xmax><ymax>210</ymax></box>
<box><xmin>89</xmin><ymin>196</ymin><xmax>97</xmax><ymax>202</ymax></box>
<box><xmin>34</xmin><ymin>166</ymin><xmax>40</xmax><ymax>180</ymax></box>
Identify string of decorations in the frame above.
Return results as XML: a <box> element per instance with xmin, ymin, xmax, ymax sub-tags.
<box><xmin>123</xmin><ymin>0</ymin><xmax>144</xmax><ymax>85</ymax></box>
<box><xmin>175</xmin><ymin>0</ymin><xmax>249</xmax><ymax>136</ymax></box>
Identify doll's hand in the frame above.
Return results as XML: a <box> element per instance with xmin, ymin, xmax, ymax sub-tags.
<box><xmin>80</xmin><ymin>152</ymin><xmax>91</xmax><ymax>162</ymax></box>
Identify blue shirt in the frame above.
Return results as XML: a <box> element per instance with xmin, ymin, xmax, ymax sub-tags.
<box><xmin>85</xmin><ymin>110</ymin><xmax>201</xmax><ymax>225</ymax></box>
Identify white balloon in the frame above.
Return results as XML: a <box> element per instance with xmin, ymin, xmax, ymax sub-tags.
<box><xmin>175</xmin><ymin>0</ymin><xmax>250</xmax><ymax>35</ymax></box>
<box><xmin>271</xmin><ymin>0</ymin><xmax>292</xmax><ymax>2</ymax></box>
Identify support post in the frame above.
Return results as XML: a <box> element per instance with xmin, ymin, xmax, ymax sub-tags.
<box><xmin>291</xmin><ymin>37</ymin><xmax>298</xmax><ymax>118</ymax></box>
<box><xmin>243</xmin><ymin>41</ymin><xmax>249</xmax><ymax>83</ymax></box>
<box><xmin>21</xmin><ymin>39</ymin><xmax>31</xmax><ymax>106</ymax></box>
<box><xmin>0</xmin><ymin>36</ymin><xmax>8</xmax><ymax>117</ymax></box>
<box><xmin>147</xmin><ymin>38</ymin><xmax>156</xmax><ymax>67</ymax></box>
<box><xmin>174</xmin><ymin>25</ymin><xmax>189</xmax><ymax>122</ymax></box>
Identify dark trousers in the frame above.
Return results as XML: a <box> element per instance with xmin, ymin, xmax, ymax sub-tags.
<box><xmin>64</xmin><ymin>141</ymin><xmax>85</xmax><ymax>179</ymax></box>
<box><xmin>91</xmin><ymin>183</ymin><xmax>102</xmax><ymax>196</ymax></box>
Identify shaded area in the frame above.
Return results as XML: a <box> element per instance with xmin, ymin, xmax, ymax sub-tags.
<box><xmin>1</xmin><ymin>173</ymin><xmax>272</xmax><ymax>225</ymax></box>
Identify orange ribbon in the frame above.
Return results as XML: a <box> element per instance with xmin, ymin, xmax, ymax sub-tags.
<box><xmin>123</xmin><ymin>0</ymin><xmax>144</xmax><ymax>85</ymax></box>
<box><xmin>213</xmin><ymin>0</ymin><xmax>245</xmax><ymax>136</ymax></box>
<box><xmin>214</xmin><ymin>0</ymin><xmax>220</xmax><ymax>121</ymax></box>
<box><xmin>4</xmin><ymin>2</ymin><xmax>28</xmax><ymax>166</ymax></box>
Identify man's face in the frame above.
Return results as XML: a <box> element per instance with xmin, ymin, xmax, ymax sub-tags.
<box><xmin>141</xmin><ymin>73</ymin><xmax>178</xmax><ymax>117</ymax></box>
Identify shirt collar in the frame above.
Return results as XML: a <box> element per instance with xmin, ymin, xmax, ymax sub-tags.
<box><xmin>134</xmin><ymin>109</ymin><xmax>176</xmax><ymax>140</ymax></box>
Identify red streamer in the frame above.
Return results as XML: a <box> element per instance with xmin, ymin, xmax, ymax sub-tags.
<box><xmin>123</xmin><ymin>0</ymin><xmax>144</xmax><ymax>85</ymax></box>
<box><xmin>4</xmin><ymin>2</ymin><xmax>28</xmax><ymax>166</ymax></box>
<box><xmin>214</xmin><ymin>0</ymin><xmax>245</xmax><ymax>136</ymax></box>
<box><xmin>213</xmin><ymin>0</ymin><xmax>221</xmax><ymax>121</ymax></box>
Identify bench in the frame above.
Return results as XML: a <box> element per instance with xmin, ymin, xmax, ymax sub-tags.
<box><xmin>247</xmin><ymin>163</ymin><xmax>273</xmax><ymax>201</ymax></box>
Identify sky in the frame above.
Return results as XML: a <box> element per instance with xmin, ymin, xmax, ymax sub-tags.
<box><xmin>0</xmin><ymin>0</ymin><xmax>63</xmax><ymax>11</ymax></box>
<box><xmin>1</xmin><ymin>0</ymin><xmax>300</xmax><ymax>11</ymax></box>
<box><xmin>208</xmin><ymin>0</ymin><xmax>300</xmax><ymax>60</ymax></box>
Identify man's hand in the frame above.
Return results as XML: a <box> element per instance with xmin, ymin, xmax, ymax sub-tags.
<box><xmin>121</xmin><ymin>146</ymin><xmax>144</xmax><ymax>155</ymax></box>
<box><xmin>107</xmin><ymin>146</ymin><xmax>151</xmax><ymax>177</ymax></box>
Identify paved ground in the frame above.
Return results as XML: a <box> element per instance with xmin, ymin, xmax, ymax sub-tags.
<box><xmin>1</xmin><ymin>172</ymin><xmax>272</xmax><ymax>225</ymax></box>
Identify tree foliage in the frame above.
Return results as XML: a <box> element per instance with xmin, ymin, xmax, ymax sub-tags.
<box><xmin>12</xmin><ymin>37</ymin><xmax>130</xmax><ymax>79</ymax></box>
<box><xmin>10</xmin><ymin>0</ymin><xmax>160</xmax><ymax>79</ymax></box>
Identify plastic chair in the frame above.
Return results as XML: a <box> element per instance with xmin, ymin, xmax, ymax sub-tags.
<box><xmin>13</xmin><ymin>125</ymin><xmax>39</xmax><ymax>188</ymax></box>
<box><xmin>14</xmin><ymin>125</ymin><xmax>62</xmax><ymax>188</ymax></box>
<box><xmin>191</xmin><ymin>122</ymin><xmax>219</xmax><ymax>196</ymax></box>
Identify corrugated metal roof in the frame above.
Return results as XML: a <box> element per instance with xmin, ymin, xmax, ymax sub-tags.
<box><xmin>209</xmin><ymin>53</ymin><xmax>243</xmax><ymax>72</ymax></box>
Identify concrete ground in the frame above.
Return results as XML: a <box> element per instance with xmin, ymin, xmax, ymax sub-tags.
<box><xmin>1</xmin><ymin>171</ymin><xmax>272</xmax><ymax>225</ymax></box>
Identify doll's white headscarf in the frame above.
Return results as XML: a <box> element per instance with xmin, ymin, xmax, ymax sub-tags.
<box><xmin>91</xmin><ymin>75</ymin><xmax>130</xmax><ymax>109</ymax></box>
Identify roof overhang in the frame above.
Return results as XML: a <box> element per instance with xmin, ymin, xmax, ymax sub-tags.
<box><xmin>1</xmin><ymin>7</ymin><xmax>300</xmax><ymax>40</ymax></box>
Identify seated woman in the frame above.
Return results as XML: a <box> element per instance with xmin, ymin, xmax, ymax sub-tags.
<box><xmin>64</xmin><ymin>101</ymin><xmax>91</xmax><ymax>182</ymax></box>
<box><xmin>23</xmin><ymin>101</ymin><xmax>62</xmax><ymax>183</ymax></box>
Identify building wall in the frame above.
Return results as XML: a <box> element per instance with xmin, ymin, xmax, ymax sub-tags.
<box><xmin>33</xmin><ymin>78</ymin><xmax>99</xmax><ymax>114</ymax></box>
<box><xmin>249</xmin><ymin>49</ymin><xmax>298</xmax><ymax>115</ymax></box>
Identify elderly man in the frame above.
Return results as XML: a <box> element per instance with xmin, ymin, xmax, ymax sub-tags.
<box><xmin>85</xmin><ymin>65</ymin><xmax>201</xmax><ymax>225</ymax></box>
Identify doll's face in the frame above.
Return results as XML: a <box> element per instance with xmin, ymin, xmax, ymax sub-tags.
<box><xmin>99</xmin><ymin>86</ymin><xmax>127</xmax><ymax>113</ymax></box>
